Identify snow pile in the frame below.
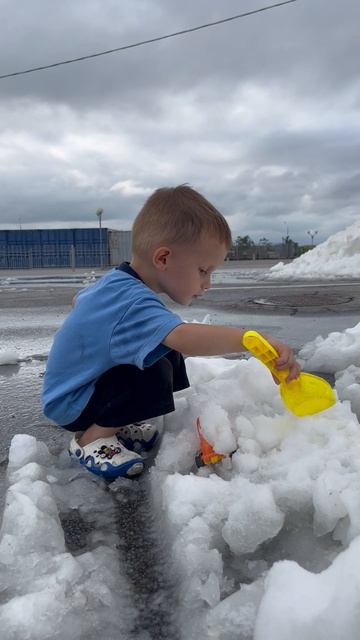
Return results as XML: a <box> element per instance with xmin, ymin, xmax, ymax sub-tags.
<box><xmin>299</xmin><ymin>321</ymin><xmax>360</xmax><ymax>372</ymax></box>
<box><xmin>267</xmin><ymin>221</ymin><xmax>360</xmax><ymax>279</ymax></box>
<box><xmin>299</xmin><ymin>321</ymin><xmax>360</xmax><ymax>417</ymax></box>
<box><xmin>152</xmin><ymin>353</ymin><xmax>360</xmax><ymax>639</ymax></box>
<box><xmin>334</xmin><ymin>365</ymin><xmax>360</xmax><ymax>418</ymax></box>
<box><xmin>0</xmin><ymin>434</ymin><xmax>135</xmax><ymax>640</ymax></box>
<box><xmin>255</xmin><ymin>536</ymin><xmax>360</xmax><ymax>639</ymax></box>
<box><xmin>0</xmin><ymin>350</ymin><xmax>18</xmax><ymax>365</ymax></box>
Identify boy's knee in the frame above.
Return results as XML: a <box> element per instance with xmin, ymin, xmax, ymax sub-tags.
<box><xmin>153</xmin><ymin>356</ymin><xmax>173</xmax><ymax>384</ymax></box>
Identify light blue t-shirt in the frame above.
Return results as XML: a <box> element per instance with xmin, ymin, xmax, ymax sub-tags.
<box><xmin>42</xmin><ymin>265</ymin><xmax>184</xmax><ymax>425</ymax></box>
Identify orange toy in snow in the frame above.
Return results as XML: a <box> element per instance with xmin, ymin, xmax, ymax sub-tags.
<box><xmin>195</xmin><ymin>417</ymin><xmax>224</xmax><ymax>467</ymax></box>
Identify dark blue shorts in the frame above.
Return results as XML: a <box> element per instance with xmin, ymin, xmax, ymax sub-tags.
<box><xmin>62</xmin><ymin>350</ymin><xmax>189</xmax><ymax>432</ymax></box>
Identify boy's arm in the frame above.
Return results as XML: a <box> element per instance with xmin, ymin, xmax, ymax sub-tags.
<box><xmin>163</xmin><ymin>323</ymin><xmax>300</xmax><ymax>382</ymax></box>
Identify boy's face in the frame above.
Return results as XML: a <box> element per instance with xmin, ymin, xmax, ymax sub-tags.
<box><xmin>157</xmin><ymin>235</ymin><xmax>227</xmax><ymax>305</ymax></box>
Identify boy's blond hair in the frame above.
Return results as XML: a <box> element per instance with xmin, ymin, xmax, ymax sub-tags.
<box><xmin>131</xmin><ymin>185</ymin><xmax>232</xmax><ymax>256</ymax></box>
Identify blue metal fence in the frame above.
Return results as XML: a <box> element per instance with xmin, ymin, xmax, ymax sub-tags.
<box><xmin>0</xmin><ymin>228</ymin><xmax>109</xmax><ymax>269</ymax></box>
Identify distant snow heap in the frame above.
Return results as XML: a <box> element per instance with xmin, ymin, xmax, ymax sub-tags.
<box><xmin>267</xmin><ymin>221</ymin><xmax>360</xmax><ymax>280</ymax></box>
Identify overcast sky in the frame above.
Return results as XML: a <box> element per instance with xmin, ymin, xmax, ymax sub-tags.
<box><xmin>0</xmin><ymin>0</ymin><xmax>359</xmax><ymax>244</ymax></box>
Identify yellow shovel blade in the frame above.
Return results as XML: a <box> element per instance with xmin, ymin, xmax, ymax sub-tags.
<box><xmin>242</xmin><ymin>330</ymin><xmax>336</xmax><ymax>417</ymax></box>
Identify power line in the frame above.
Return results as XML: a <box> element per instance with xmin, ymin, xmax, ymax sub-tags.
<box><xmin>0</xmin><ymin>0</ymin><xmax>298</xmax><ymax>81</ymax></box>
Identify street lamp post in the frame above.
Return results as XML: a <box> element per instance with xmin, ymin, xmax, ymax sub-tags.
<box><xmin>96</xmin><ymin>208</ymin><xmax>104</xmax><ymax>269</ymax></box>
<box><xmin>307</xmin><ymin>229</ymin><xmax>318</xmax><ymax>246</ymax></box>
<box><xmin>283</xmin><ymin>221</ymin><xmax>290</xmax><ymax>258</ymax></box>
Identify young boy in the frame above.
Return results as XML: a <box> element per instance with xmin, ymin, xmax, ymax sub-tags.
<box><xmin>42</xmin><ymin>185</ymin><xmax>300</xmax><ymax>479</ymax></box>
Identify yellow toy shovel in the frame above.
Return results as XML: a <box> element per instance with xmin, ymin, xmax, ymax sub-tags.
<box><xmin>242</xmin><ymin>330</ymin><xmax>336</xmax><ymax>417</ymax></box>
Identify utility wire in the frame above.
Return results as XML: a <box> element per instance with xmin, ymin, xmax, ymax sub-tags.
<box><xmin>0</xmin><ymin>0</ymin><xmax>298</xmax><ymax>80</ymax></box>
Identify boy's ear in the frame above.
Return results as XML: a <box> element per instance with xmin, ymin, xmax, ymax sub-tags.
<box><xmin>153</xmin><ymin>246</ymin><xmax>171</xmax><ymax>270</ymax></box>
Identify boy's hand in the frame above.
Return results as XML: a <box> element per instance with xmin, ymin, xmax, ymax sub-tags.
<box><xmin>263</xmin><ymin>334</ymin><xmax>301</xmax><ymax>383</ymax></box>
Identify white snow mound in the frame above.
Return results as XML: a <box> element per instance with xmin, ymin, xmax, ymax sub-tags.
<box><xmin>152</xmin><ymin>352</ymin><xmax>360</xmax><ymax>639</ymax></box>
<box><xmin>267</xmin><ymin>220</ymin><xmax>360</xmax><ymax>279</ymax></box>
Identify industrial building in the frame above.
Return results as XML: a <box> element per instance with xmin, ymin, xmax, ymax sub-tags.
<box><xmin>0</xmin><ymin>228</ymin><xmax>132</xmax><ymax>269</ymax></box>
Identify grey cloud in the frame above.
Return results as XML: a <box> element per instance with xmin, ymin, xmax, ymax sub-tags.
<box><xmin>0</xmin><ymin>0</ymin><xmax>360</xmax><ymax>245</ymax></box>
<box><xmin>1</xmin><ymin>0</ymin><xmax>360</xmax><ymax>107</ymax></box>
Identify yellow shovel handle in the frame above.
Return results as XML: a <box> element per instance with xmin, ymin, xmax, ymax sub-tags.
<box><xmin>242</xmin><ymin>330</ymin><xmax>289</xmax><ymax>383</ymax></box>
